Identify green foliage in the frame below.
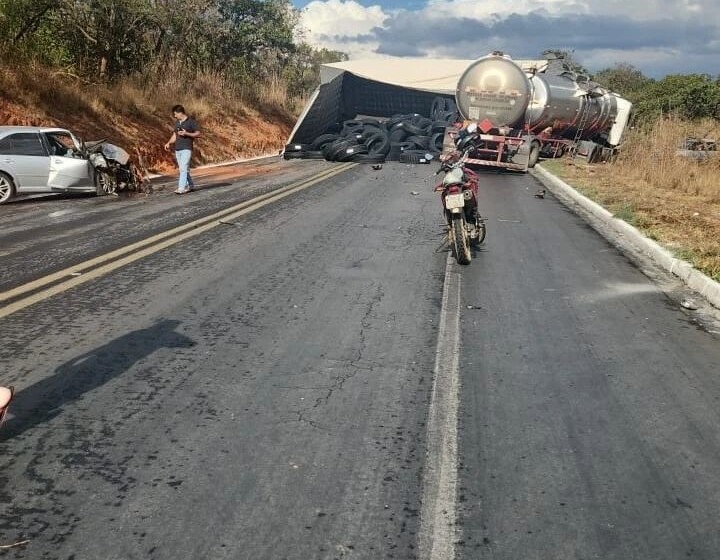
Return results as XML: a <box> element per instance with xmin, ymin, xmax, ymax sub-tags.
<box><xmin>633</xmin><ymin>74</ymin><xmax>720</xmax><ymax>121</ymax></box>
<box><xmin>281</xmin><ymin>44</ymin><xmax>348</xmax><ymax>98</ymax></box>
<box><xmin>0</xmin><ymin>0</ymin><xmax>345</xmax><ymax>101</ymax></box>
<box><xmin>216</xmin><ymin>0</ymin><xmax>297</xmax><ymax>62</ymax></box>
<box><xmin>592</xmin><ymin>63</ymin><xmax>651</xmax><ymax>102</ymax></box>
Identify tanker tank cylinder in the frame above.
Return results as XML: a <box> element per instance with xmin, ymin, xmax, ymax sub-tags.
<box><xmin>455</xmin><ymin>56</ymin><xmax>532</xmax><ymax>127</ymax></box>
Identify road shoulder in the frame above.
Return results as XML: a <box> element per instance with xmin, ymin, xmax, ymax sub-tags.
<box><xmin>532</xmin><ymin>163</ymin><xmax>720</xmax><ymax>329</ymax></box>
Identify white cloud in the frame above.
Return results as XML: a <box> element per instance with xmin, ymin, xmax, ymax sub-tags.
<box><xmin>298</xmin><ymin>0</ymin><xmax>388</xmax><ymax>58</ymax></box>
<box><xmin>423</xmin><ymin>0</ymin><xmax>584</xmax><ymax>19</ymax></box>
<box><xmin>298</xmin><ymin>0</ymin><xmax>720</xmax><ymax>76</ymax></box>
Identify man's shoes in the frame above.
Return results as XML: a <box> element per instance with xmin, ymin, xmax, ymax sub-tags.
<box><xmin>174</xmin><ymin>189</ymin><xmax>189</xmax><ymax>194</ymax></box>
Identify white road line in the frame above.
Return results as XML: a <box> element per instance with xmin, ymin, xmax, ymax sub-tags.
<box><xmin>418</xmin><ymin>252</ymin><xmax>462</xmax><ymax>560</ymax></box>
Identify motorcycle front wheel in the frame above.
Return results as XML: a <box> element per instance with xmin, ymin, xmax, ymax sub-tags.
<box><xmin>451</xmin><ymin>215</ymin><xmax>471</xmax><ymax>265</ymax></box>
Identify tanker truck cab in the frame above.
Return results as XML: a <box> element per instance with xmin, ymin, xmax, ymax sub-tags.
<box><xmin>453</xmin><ymin>52</ymin><xmax>633</xmax><ymax>172</ymax></box>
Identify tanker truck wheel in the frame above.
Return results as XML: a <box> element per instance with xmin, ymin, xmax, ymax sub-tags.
<box><xmin>528</xmin><ymin>141</ymin><xmax>541</xmax><ymax>168</ymax></box>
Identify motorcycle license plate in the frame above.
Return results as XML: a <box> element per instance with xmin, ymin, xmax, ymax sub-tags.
<box><xmin>445</xmin><ymin>193</ymin><xmax>465</xmax><ymax>210</ymax></box>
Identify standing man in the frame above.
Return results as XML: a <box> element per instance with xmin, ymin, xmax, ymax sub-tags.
<box><xmin>164</xmin><ymin>105</ymin><xmax>201</xmax><ymax>194</ymax></box>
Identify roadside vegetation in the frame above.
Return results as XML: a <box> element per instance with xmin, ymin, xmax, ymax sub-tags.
<box><xmin>542</xmin><ymin>59</ymin><xmax>720</xmax><ymax>281</ymax></box>
<box><xmin>543</xmin><ymin>120</ymin><xmax>719</xmax><ymax>282</ymax></box>
<box><xmin>0</xmin><ymin>0</ymin><xmax>346</xmax><ymax>171</ymax></box>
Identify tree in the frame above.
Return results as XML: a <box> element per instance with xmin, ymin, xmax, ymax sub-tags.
<box><xmin>593</xmin><ymin>63</ymin><xmax>651</xmax><ymax>101</ymax></box>
<box><xmin>216</xmin><ymin>0</ymin><xmax>297</xmax><ymax>63</ymax></box>
<box><xmin>58</xmin><ymin>0</ymin><xmax>154</xmax><ymax>78</ymax></box>
<box><xmin>282</xmin><ymin>44</ymin><xmax>348</xmax><ymax>98</ymax></box>
<box><xmin>634</xmin><ymin>74</ymin><xmax>720</xmax><ymax>120</ymax></box>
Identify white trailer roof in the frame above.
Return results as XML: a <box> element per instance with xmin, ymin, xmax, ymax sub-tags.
<box><xmin>320</xmin><ymin>58</ymin><xmax>550</xmax><ymax>93</ymax></box>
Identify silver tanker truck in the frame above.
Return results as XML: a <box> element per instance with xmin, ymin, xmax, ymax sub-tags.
<box><xmin>454</xmin><ymin>51</ymin><xmax>633</xmax><ymax>171</ymax></box>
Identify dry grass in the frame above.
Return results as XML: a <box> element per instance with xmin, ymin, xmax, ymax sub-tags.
<box><xmin>542</xmin><ymin>116</ymin><xmax>720</xmax><ymax>280</ymax></box>
<box><xmin>0</xmin><ymin>60</ymin><xmax>297</xmax><ymax>173</ymax></box>
<box><xmin>612</xmin><ymin>116</ymin><xmax>720</xmax><ymax>200</ymax></box>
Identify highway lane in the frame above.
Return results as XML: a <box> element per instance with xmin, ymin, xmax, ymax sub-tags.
<box><xmin>0</xmin><ymin>161</ymin><xmax>445</xmax><ymax>559</ymax></box>
<box><xmin>0</xmin><ymin>158</ymin><xmax>328</xmax><ymax>291</ymax></box>
<box><xmin>1</xmin><ymin>161</ymin><xmax>719</xmax><ymax>559</ymax></box>
<box><xmin>456</xmin><ymin>171</ymin><xmax>720</xmax><ymax>559</ymax></box>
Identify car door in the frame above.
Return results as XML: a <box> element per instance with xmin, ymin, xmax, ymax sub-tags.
<box><xmin>0</xmin><ymin>132</ymin><xmax>51</xmax><ymax>191</ymax></box>
<box><xmin>45</xmin><ymin>131</ymin><xmax>93</xmax><ymax>190</ymax></box>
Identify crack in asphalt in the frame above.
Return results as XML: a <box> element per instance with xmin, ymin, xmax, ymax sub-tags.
<box><xmin>287</xmin><ymin>284</ymin><xmax>387</xmax><ymax>430</ymax></box>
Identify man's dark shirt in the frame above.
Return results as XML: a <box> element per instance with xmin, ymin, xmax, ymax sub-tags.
<box><xmin>175</xmin><ymin>118</ymin><xmax>198</xmax><ymax>151</ymax></box>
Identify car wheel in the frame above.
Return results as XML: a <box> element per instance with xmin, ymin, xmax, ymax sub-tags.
<box><xmin>95</xmin><ymin>171</ymin><xmax>114</xmax><ymax>196</ymax></box>
<box><xmin>0</xmin><ymin>172</ymin><xmax>15</xmax><ymax>204</ymax></box>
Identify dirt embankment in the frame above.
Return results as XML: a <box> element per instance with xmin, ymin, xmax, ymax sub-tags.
<box><xmin>0</xmin><ymin>66</ymin><xmax>295</xmax><ymax>175</ymax></box>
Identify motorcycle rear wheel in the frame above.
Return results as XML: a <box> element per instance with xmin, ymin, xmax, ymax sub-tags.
<box><xmin>451</xmin><ymin>215</ymin><xmax>471</xmax><ymax>265</ymax></box>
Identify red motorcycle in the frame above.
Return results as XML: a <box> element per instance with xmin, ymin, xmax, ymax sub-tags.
<box><xmin>434</xmin><ymin>156</ymin><xmax>486</xmax><ymax>264</ymax></box>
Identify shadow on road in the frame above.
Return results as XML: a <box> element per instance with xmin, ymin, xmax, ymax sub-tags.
<box><xmin>0</xmin><ymin>319</ymin><xmax>195</xmax><ymax>441</ymax></box>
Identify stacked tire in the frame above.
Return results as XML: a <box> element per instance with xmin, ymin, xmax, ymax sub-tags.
<box><xmin>284</xmin><ymin>96</ymin><xmax>459</xmax><ymax>164</ymax></box>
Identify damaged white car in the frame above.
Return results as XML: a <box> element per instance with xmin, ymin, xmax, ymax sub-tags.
<box><xmin>0</xmin><ymin>126</ymin><xmax>143</xmax><ymax>204</ymax></box>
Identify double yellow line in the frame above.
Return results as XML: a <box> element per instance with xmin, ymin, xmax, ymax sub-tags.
<box><xmin>0</xmin><ymin>162</ymin><xmax>355</xmax><ymax>320</ymax></box>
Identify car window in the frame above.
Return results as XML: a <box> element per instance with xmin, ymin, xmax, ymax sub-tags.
<box><xmin>45</xmin><ymin>132</ymin><xmax>81</xmax><ymax>158</ymax></box>
<box><xmin>0</xmin><ymin>133</ymin><xmax>47</xmax><ymax>157</ymax></box>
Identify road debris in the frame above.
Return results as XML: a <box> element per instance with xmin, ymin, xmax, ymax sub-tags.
<box><xmin>0</xmin><ymin>540</ymin><xmax>30</xmax><ymax>549</ymax></box>
<box><xmin>410</xmin><ymin>191</ymin><xmax>420</xmax><ymax>196</ymax></box>
<box><xmin>681</xmin><ymin>299</ymin><xmax>699</xmax><ymax>310</ymax></box>
<box><xmin>534</xmin><ymin>189</ymin><xmax>546</xmax><ymax>199</ymax></box>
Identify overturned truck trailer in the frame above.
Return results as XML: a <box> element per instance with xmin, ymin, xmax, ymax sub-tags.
<box><xmin>288</xmin><ymin>58</ymin><xmax>467</xmax><ymax>146</ymax></box>
<box><xmin>288</xmin><ymin>57</ymin><xmax>554</xmax><ymax>163</ymax></box>
<box><xmin>289</xmin><ymin>53</ymin><xmax>632</xmax><ymax>171</ymax></box>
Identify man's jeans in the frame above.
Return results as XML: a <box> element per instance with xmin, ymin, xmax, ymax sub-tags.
<box><xmin>175</xmin><ymin>149</ymin><xmax>194</xmax><ymax>191</ymax></box>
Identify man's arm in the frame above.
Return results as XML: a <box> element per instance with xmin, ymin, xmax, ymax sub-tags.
<box><xmin>164</xmin><ymin>132</ymin><xmax>177</xmax><ymax>151</ymax></box>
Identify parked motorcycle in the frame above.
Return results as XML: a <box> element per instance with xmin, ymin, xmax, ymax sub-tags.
<box><xmin>435</xmin><ymin>155</ymin><xmax>486</xmax><ymax>265</ymax></box>
<box><xmin>84</xmin><ymin>140</ymin><xmax>146</xmax><ymax>194</ymax></box>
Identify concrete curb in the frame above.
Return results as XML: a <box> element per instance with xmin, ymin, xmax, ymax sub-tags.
<box><xmin>531</xmin><ymin>164</ymin><xmax>720</xmax><ymax>310</ymax></box>
<box><xmin>146</xmin><ymin>152</ymin><xmax>279</xmax><ymax>179</ymax></box>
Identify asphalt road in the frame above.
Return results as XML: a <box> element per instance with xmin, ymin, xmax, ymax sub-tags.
<box><xmin>1</xmin><ymin>160</ymin><xmax>719</xmax><ymax>560</ymax></box>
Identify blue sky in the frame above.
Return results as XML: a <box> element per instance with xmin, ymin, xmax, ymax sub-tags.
<box><xmin>293</xmin><ymin>0</ymin><xmax>720</xmax><ymax>78</ymax></box>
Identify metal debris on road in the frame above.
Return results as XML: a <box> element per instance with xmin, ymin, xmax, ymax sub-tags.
<box><xmin>0</xmin><ymin>540</ymin><xmax>30</xmax><ymax>549</ymax></box>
